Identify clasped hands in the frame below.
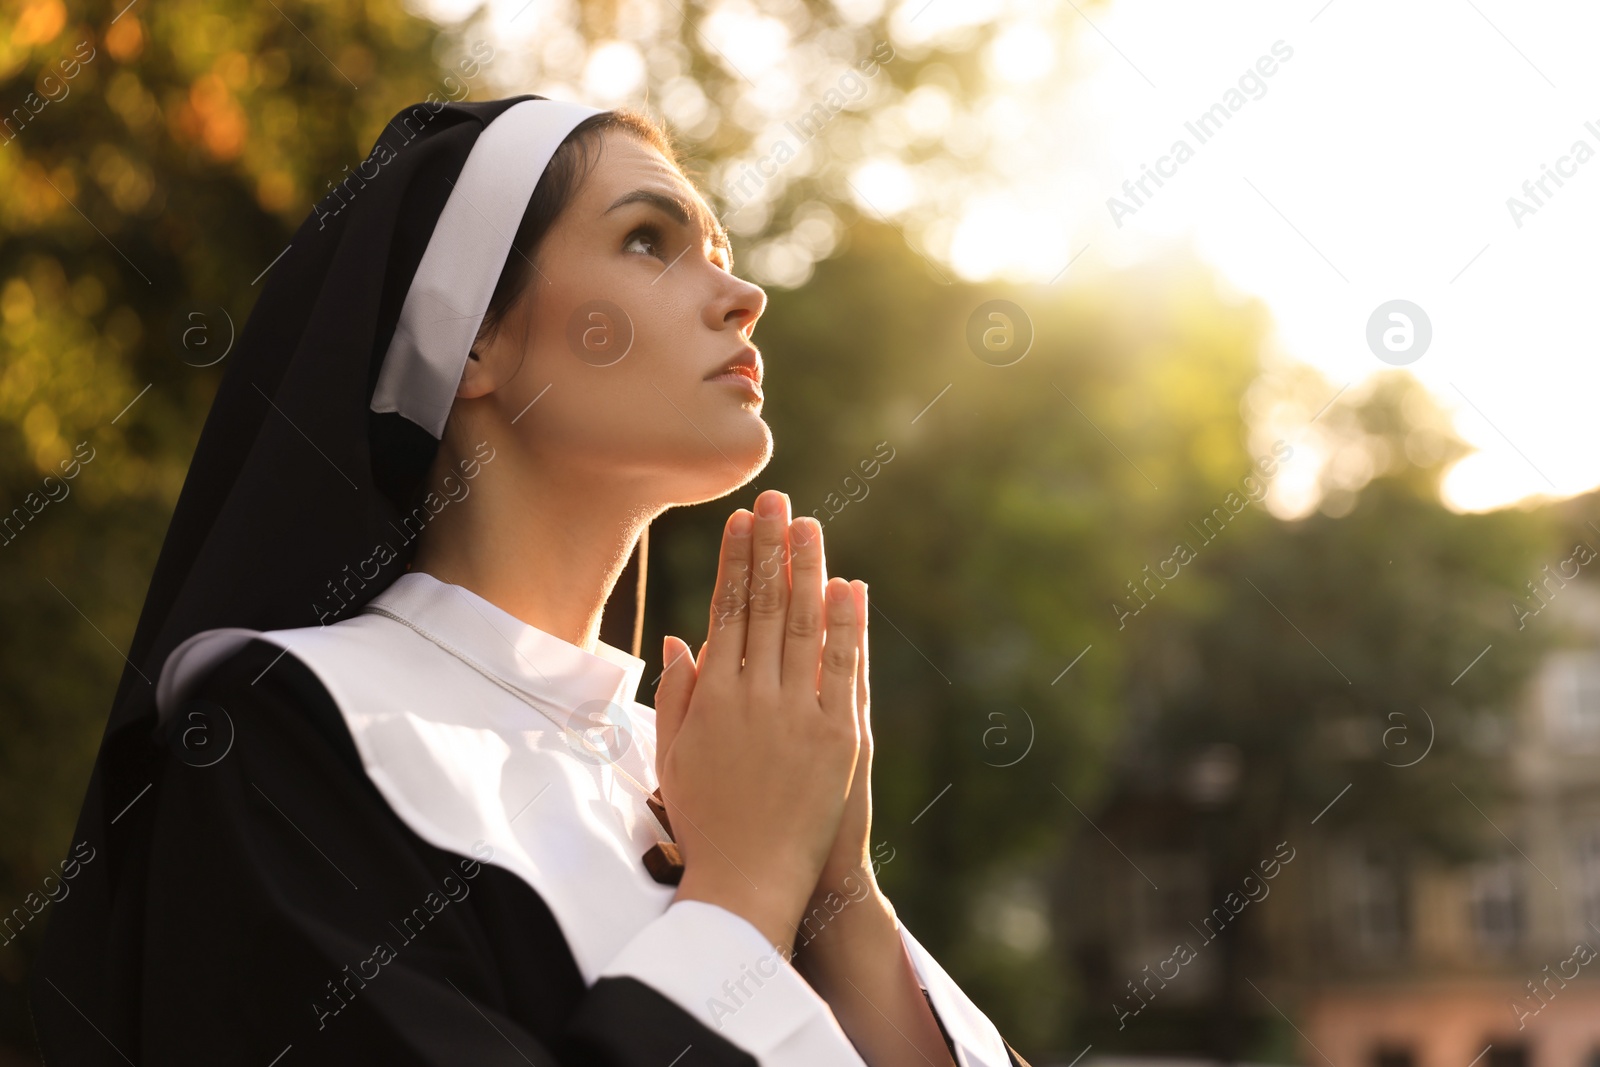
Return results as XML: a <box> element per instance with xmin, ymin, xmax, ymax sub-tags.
<box><xmin>653</xmin><ymin>488</ymin><xmax>880</xmax><ymax>958</ymax></box>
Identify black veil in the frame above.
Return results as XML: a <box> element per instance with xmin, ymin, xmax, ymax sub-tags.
<box><xmin>30</xmin><ymin>93</ymin><xmax>648</xmax><ymax>1062</ymax></box>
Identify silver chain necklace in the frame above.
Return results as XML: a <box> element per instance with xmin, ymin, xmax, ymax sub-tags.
<box><xmin>357</xmin><ymin>598</ymin><xmax>687</xmax><ymax>884</ymax></box>
<box><xmin>358</xmin><ymin>600</ymin><xmax>662</xmax><ymax>810</ymax></box>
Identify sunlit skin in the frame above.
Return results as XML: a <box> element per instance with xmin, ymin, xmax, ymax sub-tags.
<box><xmin>408</xmin><ymin>129</ymin><xmax>954</xmax><ymax>1066</ymax></box>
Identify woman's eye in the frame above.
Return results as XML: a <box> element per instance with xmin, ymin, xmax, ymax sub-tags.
<box><xmin>624</xmin><ymin>226</ymin><xmax>663</xmax><ymax>259</ymax></box>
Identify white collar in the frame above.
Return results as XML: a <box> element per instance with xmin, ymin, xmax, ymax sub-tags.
<box><xmin>364</xmin><ymin>569</ymin><xmax>647</xmax><ymax>715</ymax></box>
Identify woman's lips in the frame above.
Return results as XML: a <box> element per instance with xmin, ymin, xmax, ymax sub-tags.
<box><xmin>709</xmin><ymin>370</ymin><xmax>762</xmax><ymax>398</ymax></box>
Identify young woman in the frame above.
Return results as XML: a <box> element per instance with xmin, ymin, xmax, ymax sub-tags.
<box><xmin>32</xmin><ymin>95</ymin><xmax>1029</xmax><ymax>1066</ymax></box>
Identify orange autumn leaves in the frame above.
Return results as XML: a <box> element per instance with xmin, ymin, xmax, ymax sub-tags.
<box><xmin>9</xmin><ymin>0</ymin><xmax>66</xmax><ymax>49</ymax></box>
<box><xmin>173</xmin><ymin>62</ymin><xmax>249</xmax><ymax>162</ymax></box>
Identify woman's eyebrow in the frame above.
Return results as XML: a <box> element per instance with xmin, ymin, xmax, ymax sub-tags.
<box><xmin>605</xmin><ymin>188</ymin><xmax>731</xmax><ymax>254</ymax></box>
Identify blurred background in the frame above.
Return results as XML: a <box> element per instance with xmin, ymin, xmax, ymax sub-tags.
<box><xmin>5</xmin><ymin>0</ymin><xmax>1600</xmax><ymax>1063</ymax></box>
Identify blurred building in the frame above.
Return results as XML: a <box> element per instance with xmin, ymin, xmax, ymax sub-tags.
<box><xmin>1292</xmin><ymin>601</ymin><xmax>1600</xmax><ymax>1067</ymax></box>
<box><xmin>1296</xmin><ymin>587</ymin><xmax>1600</xmax><ymax>1067</ymax></box>
<box><xmin>1064</xmin><ymin>586</ymin><xmax>1600</xmax><ymax>1067</ymax></box>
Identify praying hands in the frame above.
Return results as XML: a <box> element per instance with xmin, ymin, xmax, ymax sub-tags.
<box><xmin>654</xmin><ymin>487</ymin><xmax>955</xmax><ymax>1067</ymax></box>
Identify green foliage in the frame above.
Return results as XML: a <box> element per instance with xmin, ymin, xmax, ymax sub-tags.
<box><xmin>0</xmin><ymin>0</ymin><xmax>475</xmax><ymax>1046</ymax></box>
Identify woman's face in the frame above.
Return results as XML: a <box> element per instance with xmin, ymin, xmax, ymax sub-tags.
<box><xmin>455</xmin><ymin>129</ymin><xmax>771</xmax><ymax>507</ymax></box>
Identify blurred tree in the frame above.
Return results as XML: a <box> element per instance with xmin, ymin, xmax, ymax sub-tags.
<box><xmin>0</xmin><ymin>0</ymin><xmax>490</xmax><ymax>1051</ymax></box>
<box><xmin>450</xmin><ymin>0</ymin><xmax>1112</xmax><ymax>290</ymax></box>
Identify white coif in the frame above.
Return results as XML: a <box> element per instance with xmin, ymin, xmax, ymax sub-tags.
<box><xmin>371</xmin><ymin>98</ymin><xmax>604</xmax><ymax>438</ymax></box>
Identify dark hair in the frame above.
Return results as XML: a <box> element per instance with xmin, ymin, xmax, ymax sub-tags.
<box><xmin>474</xmin><ymin>108</ymin><xmax>681</xmax><ymax>348</ymax></box>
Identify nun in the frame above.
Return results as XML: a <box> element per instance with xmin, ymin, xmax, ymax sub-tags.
<box><xmin>31</xmin><ymin>95</ymin><xmax>1031</xmax><ymax>1066</ymax></box>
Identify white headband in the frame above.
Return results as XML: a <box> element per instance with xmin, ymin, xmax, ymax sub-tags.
<box><xmin>371</xmin><ymin>98</ymin><xmax>605</xmax><ymax>438</ymax></box>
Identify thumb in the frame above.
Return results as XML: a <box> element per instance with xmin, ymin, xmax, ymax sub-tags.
<box><xmin>654</xmin><ymin>635</ymin><xmax>696</xmax><ymax>784</ymax></box>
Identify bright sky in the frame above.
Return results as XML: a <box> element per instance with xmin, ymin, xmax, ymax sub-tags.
<box><xmin>929</xmin><ymin>0</ymin><xmax>1600</xmax><ymax>514</ymax></box>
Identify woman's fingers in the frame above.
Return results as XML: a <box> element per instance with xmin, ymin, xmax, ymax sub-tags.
<box><xmin>852</xmin><ymin>580</ymin><xmax>870</xmax><ymax>723</ymax></box>
<box><xmin>654</xmin><ymin>635</ymin><xmax>696</xmax><ymax>782</ymax></box>
<box><xmin>700</xmin><ymin>510</ymin><xmax>754</xmax><ymax>675</ymax></box>
<box><xmin>743</xmin><ymin>490</ymin><xmax>792</xmax><ymax>687</ymax></box>
<box><xmin>851</xmin><ymin>581</ymin><xmax>873</xmax><ymax>769</ymax></box>
<box><xmin>818</xmin><ymin>577</ymin><xmax>860</xmax><ymax>724</ymax></box>
<box><xmin>781</xmin><ymin>518</ymin><xmax>825</xmax><ymax>694</ymax></box>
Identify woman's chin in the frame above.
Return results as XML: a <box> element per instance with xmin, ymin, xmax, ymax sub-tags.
<box><xmin>710</xmin><ymin>406</ymin><xmax>771</xmax><ymax>455</ymax></box>
<box><xmin>677</xmin><ymin>427</ymin><xmax>772</xmax><ymax>505</ymax></box>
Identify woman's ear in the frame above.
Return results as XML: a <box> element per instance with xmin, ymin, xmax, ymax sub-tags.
<box><xmin>458</xmin><ymin>302</ymin><xmax>533</xmax><ymax>401</ymax></box>
<box><xmin>455</xmin><ymin>344</ymin><xmax>496</xmax><ymax>400</ymax></box>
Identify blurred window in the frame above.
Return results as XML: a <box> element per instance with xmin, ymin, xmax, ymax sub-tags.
<box><xmin>1348</xmin><ymin>847</ymin><xmax>1408</xmax><ymax>955</ymax></box>
<box><xmin>1546</xmin><ymin>652</ymin><xmax>1600</xmax><ymax>745</ymax></box>
<box><xmin>1486</xmin><ymin>1045</ymin><xmax>1528</xmax><ymax>1067</ymax></box>
<box><xmin>1371</xmin><ymin>1047</ymin><xmax>1414</xmax><ymax>1067</ymax></box>
<box><xmin>1469</xmin><ymin>856</ymin><xmax>1526</xmax><ymax>952</ymax></box>
<box><xmin>1574</xmin><ymin>827</ymin><xmax>1600</xmax><ymax>932</ymax></box>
